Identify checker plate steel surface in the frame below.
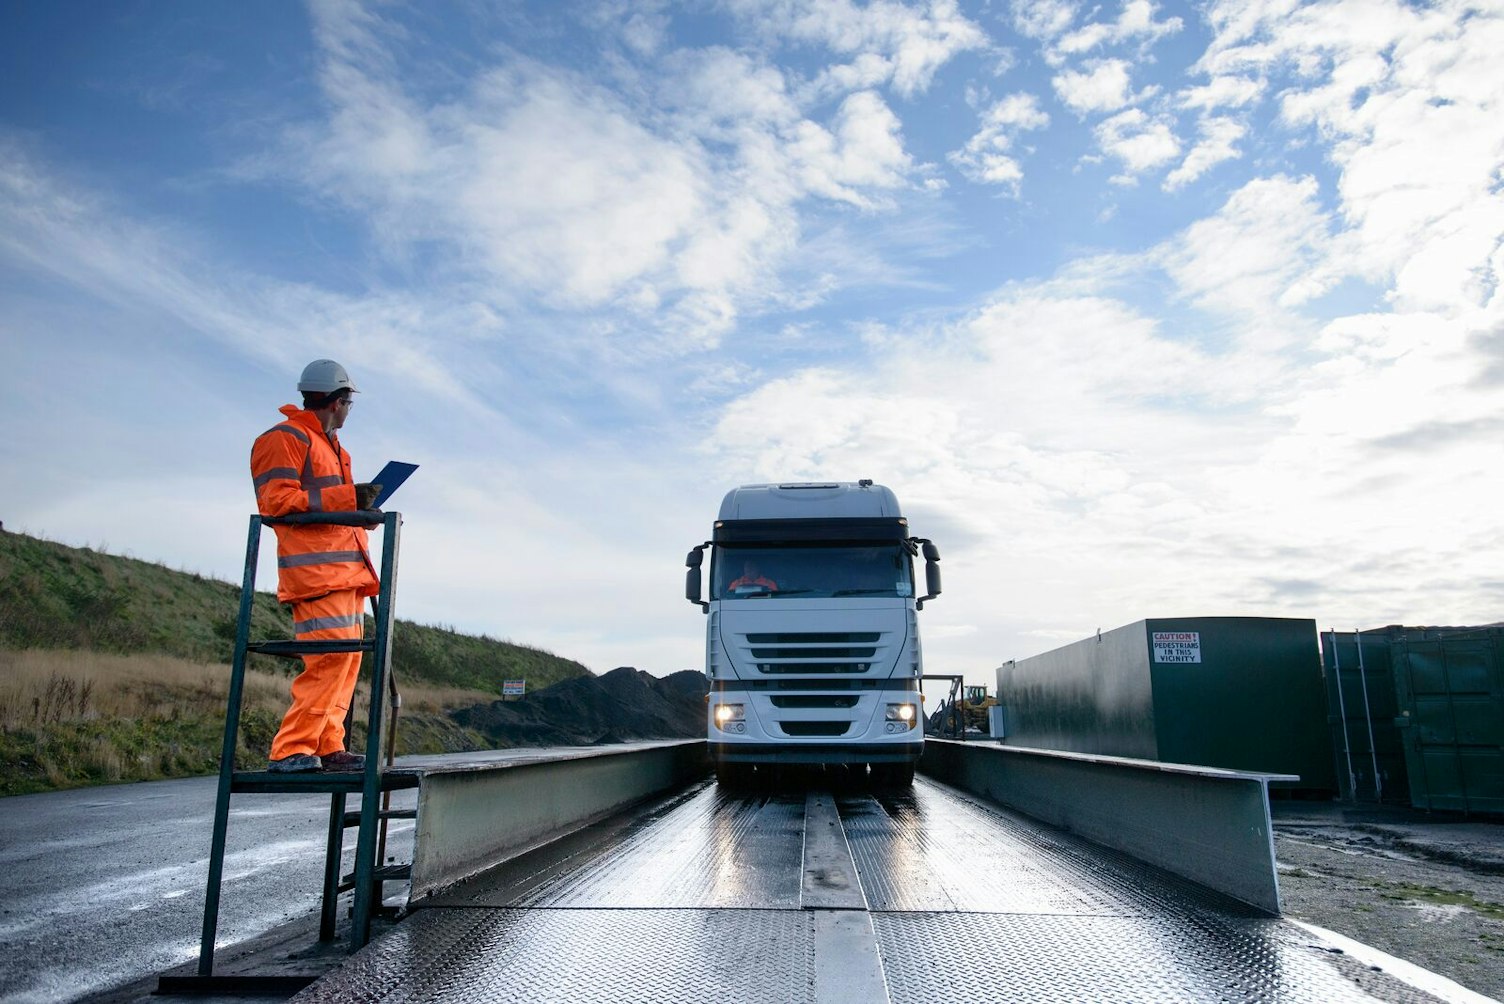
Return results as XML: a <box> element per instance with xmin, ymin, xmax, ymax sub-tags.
<box><xmin>840</xmin><ymin>782</ymin><xmax>1145</xmax><ymax>915</ymax></box>
<box><xmin>524</xmin><ymin>786</ymin><xmax>807</xmax><ymax>909</ymax></box>
<box><xmin>873</xmin><ymin>912</ymin><xmax>1441</xmax><ymax>1004</ymax></box>
<box><xmin>297</xmin><ymin>777</ymin><xmax>1452</xmax><ymax>1003</ymax></box>
<box><xmin>292</xmin><ymin>907</ymin><xmax>816</xmax><ymax>1004</ymax></box>
<box><xmin>429</xmin><ymin>784</ymin><xmax>807</xmax><ymax>911</ymax></box>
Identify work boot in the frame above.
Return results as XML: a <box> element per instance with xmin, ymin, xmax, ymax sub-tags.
<box><xmin>321</xmin><ymin>750</ymin><xmax>366</xmax><ymax>771</ymax></box>
<box><xmin>267</xmin><ymin>753</ymin><xmax>322</xmax><ymax>773</ymax></box>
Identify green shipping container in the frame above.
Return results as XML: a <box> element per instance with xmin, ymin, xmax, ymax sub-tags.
<box><xmin>1320</xmin><ymin>631</ymin><xmax>1409</xmax><ymax>804</ymax></box>
<box><xmin>1390</xmin><ymin>626</ymin><xmax>1504</xmax><ymax>815</ymax></box>
<box><xmin>996</xmin><ymin>617</ymin><xmax>1336</xmax><ymax>795</ymax></box>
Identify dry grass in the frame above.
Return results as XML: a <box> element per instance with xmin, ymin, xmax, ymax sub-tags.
<box><xmin>397</xmin><ymin>683</ymin><xmax>503</xmax><ymax>714</ymax></box>
<box><xmin>0</xmin><ymin>648</ymin><xmax>286</xmax><ymax>726</ymax></box>
<box><xmin>0</xmin><ymin>648</ymin><xmax>500</xmax><ymax>729</ymax></box>
<box><xmin>0</xmin><ymin>648</ymin><xmax>502</xmax><ymax>794</ymax></box>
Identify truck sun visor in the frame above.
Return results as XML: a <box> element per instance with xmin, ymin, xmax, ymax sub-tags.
<box><xmin>713</xmin><ymin>517</ymin><xmax>909</xmax><ymax>545</ymax></box>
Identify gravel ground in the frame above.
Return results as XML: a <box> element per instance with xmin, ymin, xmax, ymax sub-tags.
<box><xmin>1272</xmin><ymin>802</ymin><xmax>1504</xmax><ymax>1002</ymax></box>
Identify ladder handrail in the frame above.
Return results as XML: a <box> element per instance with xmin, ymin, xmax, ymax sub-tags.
<box><xmin>263</xmin><ymin>511</ymin><xmax>387</xmax><ymax>527</ymax></box>
<box><xmin>351</xmin><ymin>510</ymin><xmax>401</xmax><ymax>948</ymax></box>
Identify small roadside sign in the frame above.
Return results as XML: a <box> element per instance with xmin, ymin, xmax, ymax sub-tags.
<box><xmin>502</xmin><ymin>679</ymin><xmax>526</xmax><ymax>697</ymax></box>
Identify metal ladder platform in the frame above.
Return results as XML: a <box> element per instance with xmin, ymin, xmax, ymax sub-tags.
<box><xmin>158</xmin><ymin>510</ymin><xmax>408</xmax><ymax>996</ymax></box>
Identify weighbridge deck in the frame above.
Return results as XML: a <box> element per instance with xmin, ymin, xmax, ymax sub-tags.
<box><xmin>292</xmin><ymin>776</ymin><xmax>1442</xmax><ymax>1004</ymax></box>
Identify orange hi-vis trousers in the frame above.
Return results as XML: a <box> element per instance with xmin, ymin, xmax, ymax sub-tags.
<box><xmin>269</xmin><ymin>589</ymin><xmax>365</xmax><ymax>761</ymax></box>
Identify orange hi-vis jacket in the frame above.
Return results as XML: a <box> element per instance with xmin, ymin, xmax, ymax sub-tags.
<box><xmin>250</xmin><ymin>405</ymin><xmax>380</xmax><ymax>604</ymax></box>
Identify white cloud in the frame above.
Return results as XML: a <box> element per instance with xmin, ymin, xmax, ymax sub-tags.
<box><xmin>622</xmin><ymin>10</ymin><xmax>672</xmax><ymax>55</ymax></box>
<box><xmin>301</xmin><ymin>4</ymin><xmax>709</xmax><ymax>315</ymax></box>
<box><xmin>1053</xmin><ymin>0</ymin><xmax>1184</xmax><ymax>62</ymax></box>
<box><xmin>1157</xmin><ymin>174</ymin><xmax>1334</xmax><ymax>325</ymax></box>
<box><xmin>448</xmin><ymin>68</ymin><xmax>711</xmax><ymax>306</ymax></box>
<box><xmin>1052</xmin><ymin>59</ymin><xmax>1139</xmax><ymax>114</ymax></box>
<box><xmin>1194</xmin><ymin>0</ymin><xmax>1305</xmax><ymax>75</ymax></box>
<box><xmin>1010</xmin><ymin>0</ymin><xmax>1078</xmax><ymax>41</ymax></box>
<box><xmin>948</xmin><ymin>93</ymin><xmax>1050</xmax><ymax>192</ymax></box>
<box><xmin>1195</xmin><ymin>0</ymin><xmax>1504</xmax><ymax>313</ymax></box>
<box><xmin>1115</xmin><ymin>0</ymin><xmax>1184</xmax><ymax>41</ymax></box>
<box><xmin>1164</xmin><ymin>115</ymin><xmax>1247</xmax><ymax>190</ymax></box>
<box><xmin>286</xmin><ymin>2</ymin><xmax>947</xmax><ymax>348</ymax></box>
<box><xmin>724</xmin><ymin>0</ymin><xmax>989</xmax><ymax>97</ymax></box>
<box><xmin>658</xmin><ymin>47</ymin><xmax>800</xmax><ymax>136</ymax></box>
<box><xmin>1178</xmin><ymin>74</ymin><xmax>1264</xmax><ymax>112</ymax></box>
<box><xmin>1093</xmin><ymin>108</ymin><xmax>1181</xmax><ymax>180</ymax></box>
<box><xmin>790</xmin><ymin>90</ymin><xmax>914</xmax><ymax>201</ymax></box>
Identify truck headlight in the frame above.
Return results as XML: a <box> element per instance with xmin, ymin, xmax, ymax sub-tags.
<box><xmin>885</xmin><ymin>703</ymin><xmax>917</xmax><ymax>730</ymax></box>
<box><xmin>714</xmin><ymin>703</ymin><xmax>744</xmax><ymax>727</ymax></box>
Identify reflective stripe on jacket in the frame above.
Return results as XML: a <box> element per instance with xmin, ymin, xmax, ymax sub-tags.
<box><xmin>250</xmin><ymin>405</ymin><xmax>379</xmax><ymax>603</ymax></box>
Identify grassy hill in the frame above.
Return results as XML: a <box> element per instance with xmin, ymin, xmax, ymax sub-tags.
<box><xmin>0</xmin><ymin>529</ymin><xmax>592</xmax><ymax>794</ymax></box>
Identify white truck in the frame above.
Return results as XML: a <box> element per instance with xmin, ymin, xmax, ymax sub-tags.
<box><xmin>685</xmin><ymin>481</ymin><xmax>941</xmax><ymax>787</ymax></box>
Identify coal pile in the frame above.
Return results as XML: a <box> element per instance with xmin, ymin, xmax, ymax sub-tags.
<box><xmin>451</xmin><ymin>666</ymin><xmax>708</xmax><ymax>748</ymax></box>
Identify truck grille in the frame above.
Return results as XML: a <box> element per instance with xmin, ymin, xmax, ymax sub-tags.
<box><xmin>758</xmin><ymin>663</ymin><xmax>866</xmax><ymax>674</ymax></box>
<box><xmin>740</xmin><ymin>631</ymin><xmax>888</xmax><ymax>675</ymax></box>
<box><xmin>746</xmin><ymin>633</ymin><xmax>879</xmax><ymax>643</ymax></box>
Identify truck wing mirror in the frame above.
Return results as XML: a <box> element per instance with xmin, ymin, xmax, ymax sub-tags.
<box><xmin>685</xmin><ymin>544</ymin><xmax>709</xmax><ymax>611</ymax></box>
<box><xmin>913</xmin><ymin>538</ymin><xmax>941</xmax><ymax>609</ymax></box>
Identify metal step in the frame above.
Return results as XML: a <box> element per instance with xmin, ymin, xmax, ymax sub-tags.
<box><xmin>342</xmin><ymin>807</ymin><xmax>418</xmax><ymax>827</ymax></box>
<box><xmin>247</xmin><ymin>638</ymin><xmax>374</xmax><ymax>658</ymax></box>
<box><xmin>230</xmin><ymin>770</ymin><xmax>420</xmax><ymax>795</ymax></box>
<box><xmin>338</xmin><ymin>864</ymin><xmax>412</xmax><ymax>893</ymax></box>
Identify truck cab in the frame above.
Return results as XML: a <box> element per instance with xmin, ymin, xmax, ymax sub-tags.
<box><xmin>685</xmin><ymin>481</ymin><xmax>941</xmax><ymax>787</ymax></box>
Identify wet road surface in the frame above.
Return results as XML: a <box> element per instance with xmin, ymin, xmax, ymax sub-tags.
<box><xmin>0</xmin><ymin>775</ymin><xmax>414</xmax><ymax>1003</ymax></box>
<box><xmin>298</xmin><ymin>776</ymin><xmax>1450</xmax><ymax>1004</ymax></box>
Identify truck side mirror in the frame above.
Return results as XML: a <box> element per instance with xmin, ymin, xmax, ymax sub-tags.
<box><xmin>915</xmin><ymin>539</ymin><xmax>941</xmax><ymax>609</ymax></box>
<box><xmin>685</xmin><ymin>545</ymin><xmax>708</xmax><ymax>611</ymax></box>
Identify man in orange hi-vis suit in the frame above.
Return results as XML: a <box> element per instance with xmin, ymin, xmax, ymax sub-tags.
<box><xmin>250</xmin><ymin>359</ymin><xmax>382</xmax><ymax>773</ymax></box>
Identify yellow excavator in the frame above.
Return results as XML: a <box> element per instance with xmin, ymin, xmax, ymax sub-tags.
<box><xmin>958</xmin><ymin>685</ymin><xmax>998</xmax><ymax>733</ymax></box>
<box><xmin>925</xmin><ymin>679</ymin><xmax>998</xmax><ymax>738</ymax></box>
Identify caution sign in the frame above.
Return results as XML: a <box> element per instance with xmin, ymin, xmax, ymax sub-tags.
<box><xmin>1152</xmin><ymin>631</ymin><xmax>1201</xmax><ymax>664</ymax></box>
<box><xmin>503</xmin><ymin>679</ymin><xmax>526</xmax><ymax>696</ymax></box>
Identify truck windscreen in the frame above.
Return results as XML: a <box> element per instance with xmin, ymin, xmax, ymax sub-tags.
<box><xmin>712</xmin><ymin>545</ymin><xmax>914</xmax><ymax>599</ymax></box>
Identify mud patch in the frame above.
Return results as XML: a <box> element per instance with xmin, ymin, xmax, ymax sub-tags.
<box><xmin>1275</xmin><ymin>827</ymin><xmax>1504</xmax><ymax>1001</ymax></box>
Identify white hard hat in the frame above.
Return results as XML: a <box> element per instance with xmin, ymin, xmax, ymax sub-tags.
<box><xmin>297</xmin><ymin>359</ymin><xmax>359</xmax><ymax>394</ymax></box>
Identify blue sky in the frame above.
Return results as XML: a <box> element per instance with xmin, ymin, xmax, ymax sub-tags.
<box><xmin>3</xmin><ymin>0</ymin><xmax>1501</xmax><ymax>687</ymax></box>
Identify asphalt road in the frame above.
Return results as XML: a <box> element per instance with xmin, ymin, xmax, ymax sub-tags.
<box><xmin>0</xmin><ymin>775</ymin><xmax>414</xmax><ymax>1003</ymax></box>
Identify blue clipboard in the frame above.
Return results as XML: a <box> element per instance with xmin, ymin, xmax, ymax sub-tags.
<box><xmin>370</xmin><ymin>462</ymin><xmax>418</xmax><ymax>507</ymax></box>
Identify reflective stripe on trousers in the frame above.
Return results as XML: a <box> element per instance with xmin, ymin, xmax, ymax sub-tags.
<box><xmin>269</xmin><ymin>589</ymin><xmax>365</xmax><ymax>761</ymax></box>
